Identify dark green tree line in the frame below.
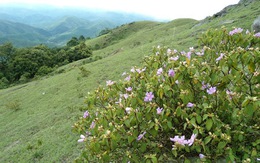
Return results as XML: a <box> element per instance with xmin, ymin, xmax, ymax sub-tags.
<box><xmin>0</xmin><ymin>36</ymin><xmax>92</xmax><ymax>88</ymax></box>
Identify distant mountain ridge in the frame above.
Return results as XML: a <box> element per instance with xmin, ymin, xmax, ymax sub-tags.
<box><xmin>0</xmin><ymin>4</ymin><xmax>156</xmax><ymax>47</ymax></box>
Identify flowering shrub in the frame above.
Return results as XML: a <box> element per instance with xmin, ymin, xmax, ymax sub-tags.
<box><xmin>73</xmin><ymin>27</ymin><xmax>259</xmax><ymax>162</ymax></box>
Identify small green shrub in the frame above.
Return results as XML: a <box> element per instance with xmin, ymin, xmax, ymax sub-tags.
<box><xmin>36</xmin><ymin>66</ymin><xmax>53</xmax><ymax>76</ymax></box>
<box><xmin>6</xmin><ymin>100</ymin><xmax>21</xmax><ymax>111</ymax></box>
<box><xmin>0</xmin><ymin>77</ymin><xmax>9</xmax><ymax>89</ymax></box>
<box><xmin>74</xmin><ymin>27</ymin><xmax>259</xmax><ymax>162</ymax></box>
<box><xmin>79</xmin><ymin>67</ymin><xmax>91</xmax><ymax>77</ymax></box>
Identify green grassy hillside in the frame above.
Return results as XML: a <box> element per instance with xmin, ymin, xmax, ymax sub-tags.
<box><xmin>0</xmin><ymin>1</ymin><xmax>259</xmax><ymax>162</ymax></box>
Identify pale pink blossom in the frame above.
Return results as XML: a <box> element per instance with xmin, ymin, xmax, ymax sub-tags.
<box><xmin>187</xmin><ymin>102</ymin><xmax>194</xmax><ymax>108</ymax></box>
<box><xmin>106</xmin><ymin>80</ymin><xmax>114</xmax><ymax>86</ymax></box>
<box><xmin>125</xmin><ymin>107</ymin><xmax>132</xmax><ymax>114</ymax></box>
<box><xmin>156</xmin><ymin>107</ymin><xmax>163</xmax><ymax>114</ymax></box>
<box><xmin>199</xmin><ymin>154</ymin><xmax>205</xmax><ymax>159</ymax></box>
<box><xmin>83</xmin><ymin>111</ymin><xmax>89</xmax><ymax>118</ymax></box>
<box><xmin>90</xmin><ymin>121</ymin><xmax>95</xmax><ymax>129</ymax></box>
<box><xmin>207</xmin><ymin>87</ymin><xmax>217</xmax><ymax>94</ymax></box>
<box><xmin>169</xmin><ymin>56</ymin><xmax>179</xmax><ymax>61</ymax></box>
<box><xmin>78</xmin><ymin>135</ymin><xmax>86</xmax><ymax>143</ymax></box>
<box><xmin>125</xmin><ymin>75</ymin><xmax>131</xmax><ymax>81</ymax></box>
<box><xmin>137</xmin><ymin>131</ymin><xmax>146</xmax><ymax>141</ymax></box>
<box><xmin>168</xmin><ymin>69</ymin><xmax>175</xmax><ymax>77</ymax></box>
<box><xmin>157</xmin><ymin>68</ymin><xmax>163</xmax><ymax>76</ymax></box>
<box><xmin>125</xmin><ymin>87</ymin><xmax>132</xmax><ymax>92</ymax></box>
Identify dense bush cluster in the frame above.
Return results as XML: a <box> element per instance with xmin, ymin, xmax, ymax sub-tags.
<box><xmin>74</xmin><ymin>28</ymin><xmax>259</xmax><ymax>162</ymax></box>
<box><xmin>0</xmin><ymin>36</ymin><xmax>92</xmax><ymax>88</ymax></box>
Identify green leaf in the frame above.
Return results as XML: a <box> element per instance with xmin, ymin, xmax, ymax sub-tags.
<box><xmin>167</xmin><ymin>121</ymin><xmax>173</xmax><ymax>129</ymax></box>
<box><xmin>206</xmin><ymin>119</ymin><xmax>213</xmax><ymax>131</ymax></box>
<box><xmin>196</xmin><ymin>115</ymin><xmax>202</xmax><ymax>124</ymax></box>
<box><xmin>184</xmin><ymin>159</ymin><xmax>191</xmax><ymax>163</ymax></box>
<box><xmin>244</xmin><ymin>103</ymin><xmax>255</xmax><ymax>118</ymax></box>
<box><xmin>128</xmin><ymin>136</ymin><xmax>135</xmax><ymax>144</ymax></box>
<box><xmin>125</xmin><ymin>119</ymin><xmax>131</xmax><ymax>127</ymax></box>
<box><xmin>251</xmin><ymin>148</ymin><xmax>257</xmax><ymax>157</ymax></box>
<box><xmin>140</xmin><ymin>142</ymin><xmax>147</xmax><ymax>152</ymax></box>
<box><xmin>195</xmin><ymin>145</ymin><xmax>201</xmax><ymax>152</ymax></box>
<box><xmin>204</xmin><ymin>136</ymin><xmax>212</xmax><ymax>145</ymax></box>
<box><xmin>150</xmin><ymin>128</ymin><xmax>158</xmax><ymax>137</ymax></box>
<box><xmin>190</xmin><ymin>117</ymin><xmax>196</xmax><ymax>126</ymax></box>
<box><xmin>176</xmin><ymin>107</ymin><xmax>182</xmax><ymax>117</ymax></box>
<box><xmin>242</xmin><ymin>98</ymin><xmax>250</xmax><ymax>107</ymax></box>
<box><xmin>217</xmin><ymin>141</ymin><xmax>227</xmax><ymax>149</ymax></box>
<box><xmin>151</xmin><ymin>155</ymin><xmax>158</xmax><ymax>163</ymax></box>
<box><xmin>248</xmin><ymin>61</ymin><xmax>255</xmax><ymax>73</ymax></box>
<box><xmin>203</xmin><ymin>114</ymin><xmax>208</xmax><ymax>121</ymax></box>
<box><xmin>238</xmin><ymin>134</ymin><xmax>244</xmax><ymax>142</ymax></box>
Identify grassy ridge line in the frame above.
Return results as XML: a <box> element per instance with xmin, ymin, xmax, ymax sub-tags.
<box><xmin>0</xmin><ymin>1</ymin><xmax>259</xmax><ymax>161</ymax></box>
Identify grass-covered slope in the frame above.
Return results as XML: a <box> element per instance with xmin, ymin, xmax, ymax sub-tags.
<box><xmin>0</xmin><ymin>1</ymin><xmax>259</xmax><ymax>162</ymax></box>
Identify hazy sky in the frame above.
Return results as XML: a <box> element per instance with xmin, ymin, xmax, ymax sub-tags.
<box><xmin>1</xmin><ymin>0</ymin><xmax>240</xmax><ymax>20</ymax></box>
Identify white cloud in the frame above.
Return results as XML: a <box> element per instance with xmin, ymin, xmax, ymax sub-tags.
<box><xmin>0</xmin><ymin>0</ymin><xmax>240</xmax><ymax>20</ymax></box>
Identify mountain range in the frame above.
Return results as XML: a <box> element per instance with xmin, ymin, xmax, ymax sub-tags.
<box><xmin>0</xmin><ymin>4</ymin><xmax>156</xmax><ymax>47</ymax></box>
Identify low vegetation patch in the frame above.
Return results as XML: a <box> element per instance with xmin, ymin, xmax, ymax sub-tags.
<box><xmin>5</xmin><ymin>100</ymin><xmax>21</xmax><ymax>111</ymax></box>
<box><xmin>74</xmin><ymin>28</ymin><xmax>260</xmax><ymax>162</ymax></box>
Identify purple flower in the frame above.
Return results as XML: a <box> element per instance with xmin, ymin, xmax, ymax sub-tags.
<box><xmin>83</xmin><ymin>111</ymin><xmax>89</xmax><ymax>118</ymax></box>
<box><xmin>216</xmin><ymin>53</ymin><xmax>225</xmax><ymax>61</ymax></box>
<box><xmin>137</xmin><ymin>131</ymin><xmax>146</xmax><ymax>141</ymax></box>
<box><xmin>229</xmin><ymin>28</ymin><xmax>243</xmax><ymax>35</ymax></box>
<box><xmin>201</xmin><ymin>81</ymin><xmax>210</xmax><ymax>90</ymax></box>
<box><xmin>187</xmin><ymin>133</ymin><xmax>197</xmax><ymax>146</ymax></box>
<box><xmin>169</xmin><ymin>56</ymin><xmax>179</xmax><ymax>61</ymax></box>
<box><xmin>106</xmin><ymin>80</ymin><xmax>114</xmax><ymax>86</ymax></box>
<box><xmin>123</xmin><ymin>93</ymin><xmax>129</xmax><ymax>99</ymax></box>
<box><xmin>207</xmin><ymin>87</ymin><xmax>216</xmax><ymax>94</ymax></box>
<box><xmin>136</xmin><ymin>69</ymin><xmax>142</xmax><ymax>73</ymax></box>
<box><xmin>167</xmin><ymin>49</ymin><xmax>172</xmax><ymax>54</ymax></box>
<box><xmin>90</xmin><ymin>121</ymin><xmax>95</xmax><ymax>129</ymax></box>
<box><xmin>125</xmin><ymin>75</ymin><xmax>131</xmax><ymax>81</ymax></box>
<box><xmin>136</xmin><ymin>67</ymin><xmax>146</xmax><ymax>74</ymax></box>
<box><xmin>156</xmin><ymin>107</ymin><xmax>163</xmax><ymax>114</ymax></box>
<box><xmin>170</xmin><ymin>133</ymin><xmax>197</xmax><ymax>147</ymax></box>
<box><xmin>226</xmin><ymin>90</ymin><xmax>234</xmax><ymax>99</ymax></box>
<box><xmin>125</xmin><ymin>87</ymin><xmax>132</xmax><ymax>92</ymax></box>
<box><xmin>186</xmin><ymin>51</ymin><xmax>191</xmax><ymax>59</ymax></box>
<box><xmin>144</xmin><ymin>92</ymin><xmax>154</xmax><ymax>102</ymax></box>
<box><xmin>78</xmin><ymin>134</ymin><xmax>86</xmax><ymax>143</ymax></box>
<box><xmin>157</xmin><ymin>68</ymin><xmax>163</xmax><ymax>76</ymax></box>
<box><xmin>196</xmin><ymin>51</ymin><xmax>204</xmax><ymax>56</ymax></box>
<box><xmin>168</xmin><ymin>69</ymin><xmax>175</xmax><ymax>77</ymax></box>
<box><xmin>199</xmin><ymin>154</ymin><xmax>205</xmax><ymax>159</ymax></box>
<box><xmin>254</xmin><ymin>32</ymin><xmax>260</xmax><ymax>37</ymax></box>
<box><xmin>170</xmin><ymin>135</ymin><xmax>186</xmax><ymax>146</ymax></box>
<box><xmin>187</xmin><ymin>102</ymin><xmax>194</xmax><ymax>108</ymax></box>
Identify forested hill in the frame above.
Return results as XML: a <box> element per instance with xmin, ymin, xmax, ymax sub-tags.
<box><xmin>0</xmin><ymin>4</ymin><xmax>156</xmax><ymax>47</ymax></box>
